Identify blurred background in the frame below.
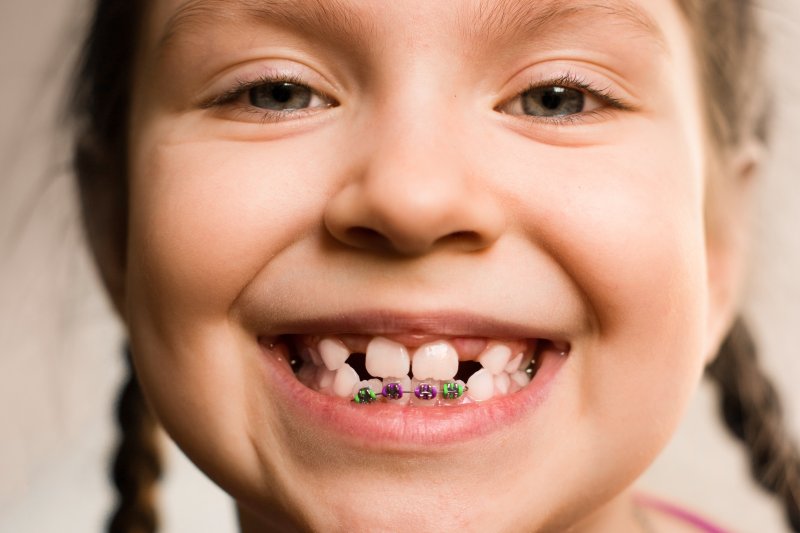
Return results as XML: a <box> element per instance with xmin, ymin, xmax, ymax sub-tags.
<box><xmin>0</xmin><ymin>0</ymin><xmax>798</xmax><ymax>531</ymax></box>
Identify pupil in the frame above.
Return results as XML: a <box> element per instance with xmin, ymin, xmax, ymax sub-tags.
<box><xmin>272</xmin><ymin>83</ymin><xmax>293</xmax><ymax>103</ymax></box>
<box><xmin>541</xmin><ymin>88</ymin><xmax>565</xmax><ymax>110</ymax></box>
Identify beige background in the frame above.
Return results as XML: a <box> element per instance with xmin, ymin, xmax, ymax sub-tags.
<box><xmin>1</xmin><ymin>0</ymin><xmax>798</xmax><ymax>531</ymax></box>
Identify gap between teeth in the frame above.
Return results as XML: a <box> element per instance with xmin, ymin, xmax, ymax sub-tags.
<box><xmin>296</xmin><ymin>336</ymin><xmax>541</xmax><ymax>404</ymax></box>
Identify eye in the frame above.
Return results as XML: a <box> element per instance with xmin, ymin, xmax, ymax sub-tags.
<box><xmin>519</xmin><ymin>86</ymin><xmax>588</xmax><ymax>117</ymax></box>
<box><xmin>249</xmin><ymin>81</ymin><xmax>317</xmax><ymax>111</ymax></box>
<box><xmin>501</xmin><ymin>85</ymin><xmax>602</xmax><ymax>119</ymax></box>
<box><xmin>497</xmin><ymin>74</ymin><xmax>627</xmax><ymax>123</ymax></box>
<box><xmin>204</xmin><ymin>74</ymin><xmax>337</xmax><ymax>121</ymax></box>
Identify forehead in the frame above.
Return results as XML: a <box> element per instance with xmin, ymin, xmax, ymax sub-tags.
<box><xmin>147</xmin><ymin>0</ymin><xmax>670</xmax><ymax>57</ymax></box>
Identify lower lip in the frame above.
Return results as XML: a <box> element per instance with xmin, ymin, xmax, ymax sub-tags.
<box><xmin>257</xmin><ymin>342</ymin><xmax>567</xmax><ymax>448</ymax></box>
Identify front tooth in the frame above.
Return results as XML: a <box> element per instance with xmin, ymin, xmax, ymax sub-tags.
<box><xmin>466</xmin><ymin>369</ymin><xmax>494</xmax><ymax>402</ymax></box>
<box><xmin>332</xmin><ymin>364</ymin><xmax>359</xmax><ymax>398</ymax></box>
<box><xmin>319</xmin><ymin>338</ymin><xmax>350</xmax><ymax>371</ymax></box>
<box><xmin>478</xmin><ymin>344</ymin><xmax>512</xmax><ymax>375</ymax></box>
<box><xmin>412</xmin><ymin>341</ymin><xmax>459</xmax><ymax>380</ymax></box>
<box><xmin>366</xmin><ymin>337</ymin><xmax>410</xmax><ymax>378</ymax></box>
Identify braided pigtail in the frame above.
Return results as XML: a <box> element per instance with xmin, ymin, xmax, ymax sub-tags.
<box><xmin>107</xmin><ymin>346</ymin><xmax>163</xmax><ymax>533</ymax></box>
<box><xmin>706</xmin><ymin>318</ymin><xmax>800</xmax><ymax>531</ymax></box>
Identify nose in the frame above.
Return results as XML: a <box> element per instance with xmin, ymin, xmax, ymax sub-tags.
<box><xmin>324</xmin><ymin>117</ymin><xmax>506</xmax><ymax>257</ymax></box>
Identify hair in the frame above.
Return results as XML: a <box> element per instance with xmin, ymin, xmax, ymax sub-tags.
<box><xmin>68</xmin><ymin>0</ymin><xmax>799</xmax><ymax>531</ymax></box>
<box><xmin>108</xmin><ymin>346</ymin><xmax>163</xmax><ymax>533</ymax></box>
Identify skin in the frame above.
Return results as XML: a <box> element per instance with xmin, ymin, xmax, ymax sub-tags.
<box><xmin>115</xmin><ymin>0</ymin><xmax>754</xmax><ymax>531</ymax></box>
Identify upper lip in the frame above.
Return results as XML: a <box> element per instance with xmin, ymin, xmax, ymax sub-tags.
<box><xmin>257</xmin><ymin>309</ymin><xmax>568</xmax><ymax>342</ymax></box>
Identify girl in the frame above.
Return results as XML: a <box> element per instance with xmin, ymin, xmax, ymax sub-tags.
<box><xmin>68</xmin><ymin>0</ymin><xmax>800</xmax><ymax>531</ymax></box>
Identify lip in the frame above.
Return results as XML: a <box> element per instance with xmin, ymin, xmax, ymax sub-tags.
<box><xmin>255</xmin><ymin>312</ymin><xmax>570</xmax><ymax>448</ymax></box>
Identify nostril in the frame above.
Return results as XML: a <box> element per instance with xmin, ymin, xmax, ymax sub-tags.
<box><xmin>345</xmin><ymin>227</ymin><xmax>393</xmax><ymax>250</ymax></box>
<box><xmin>434</xmin><ymin>230</ymin><xmax>485</xmax><ymax>250</ymax></box>
<box><xmin>343</xmin><ymin>228</ymin><xmax>489</xmax><ymax>254</ymax></box>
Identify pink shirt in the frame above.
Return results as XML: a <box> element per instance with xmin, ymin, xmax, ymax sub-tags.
<box><xmin>637</xmin><ymin>495</ymin><xmax>733</xmax><ymax>533</ymax></box>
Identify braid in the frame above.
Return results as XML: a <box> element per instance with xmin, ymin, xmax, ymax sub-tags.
<box><xmin>706</xmin><ymin>318</ymin><xmax>800</xmax><ymax>531</ymax></box>
<box><xmin>107</xmin><ymin>346</ymin><xmax>163</xmax><ymax>533</ymax></box>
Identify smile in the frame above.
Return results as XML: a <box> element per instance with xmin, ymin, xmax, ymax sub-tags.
<box><xmin>256</xmin><ymin>313</ymin><xmax>571</xmax><ymax>446</ymax></box>
<box><xmin>290</xmin><ymin>334</ymin><xmax>571</xmax><ymax>404</ymax></box>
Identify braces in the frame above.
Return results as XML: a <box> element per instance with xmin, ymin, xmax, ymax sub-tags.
<box><xmin>352</xmin><ymin>380</ymin><xmax>468</xmax><ymax>404</ymax></box>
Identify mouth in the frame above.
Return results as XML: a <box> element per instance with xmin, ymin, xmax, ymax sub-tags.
<box><xmin>281</xmin><ymin>334</ymin><xmax>568</xmax><ymax>405</ymax></box>
<box><xmin>256</xmin><ymin>313</ymin><xmax>571</xmax><ymax>445</ymax></box>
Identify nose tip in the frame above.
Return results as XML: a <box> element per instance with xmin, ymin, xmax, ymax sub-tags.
<box><xmin>324</xmin><ymin>171</ymin><xmax>505</xmax><ymax>257</ymax></box>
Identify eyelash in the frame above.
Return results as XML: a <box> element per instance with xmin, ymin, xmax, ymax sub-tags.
<box><xmin>204</xmin><ymin>71</ymin><xmax>631</xmax><ymax>125</ymax></box>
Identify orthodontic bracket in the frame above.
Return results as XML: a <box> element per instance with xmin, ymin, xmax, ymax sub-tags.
<box><xmin>354</xmin><ymin>387</ymin><xmax>378</xmax><ymax>404</ymax></box>
<box><xmin>352</xmin><ymin>380</ymin><xmax>467</xmax><ymax>404</ymax></box>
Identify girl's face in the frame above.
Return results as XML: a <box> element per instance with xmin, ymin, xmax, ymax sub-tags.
<box><xmin>124</xmin><ymin>0</ymin><xmax>744</xmax><ymax>530</ymax></box>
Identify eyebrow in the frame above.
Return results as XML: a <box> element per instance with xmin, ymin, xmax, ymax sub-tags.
<box><xmin>158</xmin><ymin>0</ymin><xmax>378</xmax><ymax>54</ymax></box>
<box><xmin>462</xmin><ymin>0</ymin><xmax>667</xmax><ymax>51</ymax></box>
<box><xmin>158</xmin><ymin>0</ymin><xmax>666</xmax><ymax>56</ymax></box>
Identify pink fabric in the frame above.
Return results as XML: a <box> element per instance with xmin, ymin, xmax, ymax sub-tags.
<box><xmin>636</xmin><ymin>495</ymin><xmax>733</xmax><ymax>533</ymax></box>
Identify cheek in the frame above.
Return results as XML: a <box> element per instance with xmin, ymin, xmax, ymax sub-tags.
<box><xmin>123</xmin><ymin>128</ymin><xmax>348</xmax><ymax>495</ymax></box>
<box><xmin>497</xmin><ymin>123</ymin><xmax>708</xmax><ymax>448</ymax></box>
<box><xmin>126</xmin><ymin>132</ymin><xmax>336</xmax><ymax>327</ymax></box>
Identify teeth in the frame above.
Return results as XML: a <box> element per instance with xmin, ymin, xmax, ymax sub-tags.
<box><xmin>319</xmin><ymin>337</ymin><xmax>350</xmax><ymax>371</ymax></box>
<box><xmin>478</xmin><ymin>344</ymin><xmax>512</xmax><ymax>375</ymax></box>
<box><xmin>410</xmin><ymin>378</ymin><xmax>440</xmax><ymax>406</ymax></box>
<box><xmin>365</xmin><ymin>337</ymin><xmax>410</xmax><ymax>378</ymax></box>
<box><xmin>382</xmin><ymin>376</ymin><xmax>412</xmax><ymax>404</ymax></box>
<box><xmin>411</xmin><ymin>341</ymin><xmax>459</xmax><ymax>380</ymax></box>
<box><xmin>298</xmin><ymin>335</ymin><xmax>544</xmax><ymax>405</ymax></box>
<box><xmin>441</xmin><ymin>380</ymin><xmax>467</xmax><ymax>403</ymax></box>
<box><xmin>332</xmin><ymin>363</ymin><xmax>360</xmax><ymax>398</ymax></box>
<box><xmin>466</xmin><ymin>369</ymin><xmax>494</xmax><ymax>402</ymax></box>
<box><xmin>510</xmin><ymin>370</ymin><xmax>531</xmax><ymax>388</ymax></box>
<box><xmin>316</xmin><ymin>366</ymin><xmax>336</xmax><ymax>394</ymax></box>
<box><xmin>384</xmin><ymin>375</ymin><xmax>412</xmax><ymax>390</ymax></box>
<box><xmin>367</xmin><ymin>378</ymin><xmax>383</xmax><ymax>393</ymax></box>
<box><xmin>354</xmin><ymin>378</ymin><xmax>383</xmax><ymax>396</ymax></box>
<box><xmin>519</xmin><ymin>352</ymin><xmax>533</xmax><ymax>372</ymax></box>
<box><xmin>494</xmin><ymin>373</ymin><xmax>511</xmax><ymax>395</ymax></box>
<box><xmin>504</xmin><ymin>352</ymin><xmax>524</xmax><ymax>374</ymax></box>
